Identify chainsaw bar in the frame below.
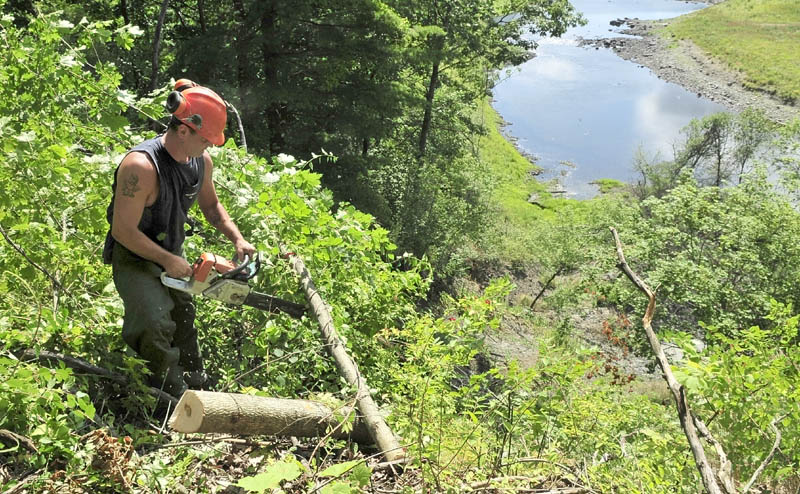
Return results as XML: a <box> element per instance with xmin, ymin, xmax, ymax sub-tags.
<box><xmin>244</xmin><ymin>291</ymin><xmax>307</xmax><ymax>319</ymax></box>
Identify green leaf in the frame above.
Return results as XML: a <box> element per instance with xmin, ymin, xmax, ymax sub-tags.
<box><xmin>320</xmin><ymin>481</ymin><xmax>351</xmax><ymax>494</ymax></box>
<box><xmin>236</xmin><ymin>460</ymin><xmax>302</xmax><ymax>493</ymax></box>
<box><xmin>318</xmin><ymin>459</ymin><xmax>363</xmax><ymax>478</ymax></box>
<box><xmin>76</xmin><ymin>391</ymin><xmax>96</xmax><ymax>420</ymax></box>
<box><xmin>100</xmin><ymin>113</ymin><xmax>129</xmax><ymax>130</ymax></box>
<box><xmin>47</xmin><ymin>144</ymin><xmax>67</xmax><ymax>158</ymax></box>
<box><xmin>350</xmin><ymin>463</ymin><xmax>372</xmax><ymax>487</ymax></box>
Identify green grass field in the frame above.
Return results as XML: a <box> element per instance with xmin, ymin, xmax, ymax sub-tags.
<box><xmin>664</xmin><ymin>0</ymin><xmax>800</xmax><ymax>103</ymax></box>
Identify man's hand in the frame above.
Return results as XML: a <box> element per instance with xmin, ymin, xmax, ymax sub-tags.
<box><xmin>234</xmin><ymin>238</ymin><xmax>256</xmax><ymax>262</ymax></box>
<box><xmin>163</xmin><ymin>254</ymin><xmax>193</xmax><ymax>278</ymax></box>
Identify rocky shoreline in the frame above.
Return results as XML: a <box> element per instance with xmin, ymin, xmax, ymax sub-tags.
<box><xmin>581</xmin><ymin>18</ymin><xmax>799</xmax><ymax>124</ymax></box>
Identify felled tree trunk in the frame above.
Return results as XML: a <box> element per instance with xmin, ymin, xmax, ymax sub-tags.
<box><xmin>169</xmin><ymin>390</ymin><xmax>371</xmax><ymax>444</ymax></box>
<box><xmin>285</xmin><ymin>252</ymin><xmax>406</xmax><ymax>462</ymax></box>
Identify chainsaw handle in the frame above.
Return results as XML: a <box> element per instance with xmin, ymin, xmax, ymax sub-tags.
<box><xmin>221</xmin><ymin>254</ymin><xmax>249</xmax><ymax>279</ymax></box>
<box><xmin>221</xmin><ymin>253</ymin><xmax>260</xmax><ymax>280</ymax></box>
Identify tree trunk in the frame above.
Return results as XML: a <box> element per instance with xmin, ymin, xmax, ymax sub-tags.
<box><xmin>261</xmin><ymin>5</ymin><xmax>285</xmax><ymax>153</ymax></box>
<box><xmin>119</xmin><ymin>0</ymin><xmax>129</xmax><ymax>25</ymax></box>
<box><xmin>284</xmin><ymin>252</ymin><xmax>406</xmax><ymax>462</ymax></box>
<box><xmin>169</xmin><ymin>391</ymin><xmax>372</xmax><ymax>443</ymax></box>
<box><xmin>418</xmin><ymin>59</ymin><xmax>440</xmax><ymax>158</ymax></box>
<box><xmin>198</xmin><ymin>0</ymin><xmax>207</xmax><ymax>33</ymax></box>
<box><xmin>149</xmin><ymin>0</ymin><xmax>170</xmax><ymax>92</ymax></box>
<box><xmin>232</xmin><ymin>0</ymin><xmax>251</xmax><ymax>126</ymax></box>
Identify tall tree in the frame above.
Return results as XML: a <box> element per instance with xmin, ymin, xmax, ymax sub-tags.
<box><xmin>390</xmin><ymin>0</ymin><xmax>583</xmax><ymax>159</ymax></box>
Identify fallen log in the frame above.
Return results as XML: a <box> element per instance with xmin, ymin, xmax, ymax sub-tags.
<box><xmin>284</xmin><ymin>251</ymin><xmax>405</xmax><ymax>462</ymax></box>
<box><xmin>168</xmin><ymin>390</ymin><xmax>371</xmax><ymax>443</ymax></box>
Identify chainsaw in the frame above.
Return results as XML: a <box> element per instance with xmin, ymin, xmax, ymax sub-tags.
<box><xmin>160</xmin><ymin>253</ymin><xmax>307</xmax><ymax>319</ymax></box>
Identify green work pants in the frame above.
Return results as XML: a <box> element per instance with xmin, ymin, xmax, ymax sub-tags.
<box><xmin>111</xmin><ymin>243</ymin><xmax>202</xmax><ymax>396</ymax></box>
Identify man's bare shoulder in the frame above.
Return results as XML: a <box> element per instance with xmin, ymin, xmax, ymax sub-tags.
<box><xmin>119</xmin><ymin>151</ymin><xmax>157</xmax><ymax>175</ymax></box>
<box><xmin>117</xmin><ymin>151</ymin><xmax>157</xmax><ymax>199</ymax></box>
<box><xmin>202</xmin><ymin>150</ymin><xmax>214</xmax><ymax>169</ymax></box>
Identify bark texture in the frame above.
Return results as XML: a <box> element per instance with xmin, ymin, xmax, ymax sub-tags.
<box><xmin>169</xmin><ymin>390</ymin><xmax>371</xmax><ymax>443</ymax></box>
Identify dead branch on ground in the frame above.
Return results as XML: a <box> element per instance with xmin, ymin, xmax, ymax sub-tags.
<box><xmin>19</xmin><ymin>349</ymin><xmax>178</xmax><ymax>405</ymax></box>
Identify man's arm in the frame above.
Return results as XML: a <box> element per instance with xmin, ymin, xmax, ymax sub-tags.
<box><xmin>111</xmin><ymin>153</ymin><xmax>193</xmax><ymax>278</ymax></box>
<box><xmin>197</xmin><ymin>151</ymin><xmax>256</xmax><ymax>261</ymax></box>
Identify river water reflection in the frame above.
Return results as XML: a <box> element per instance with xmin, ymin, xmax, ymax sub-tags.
<box><xmin>492</xmin><ymin>0</ymin><xmax>726</xmax><ymax>198</ymax></box>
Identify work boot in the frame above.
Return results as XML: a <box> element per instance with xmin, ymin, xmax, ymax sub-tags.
<box><xmin>183</xmin><ymin>370</ymin><xmax>208</xmax><ymax>389</ymax></box>
<box><xmin>150</xmin><ymin>363</ymin><xmax>188</xmax><ymax>399</ymax></box>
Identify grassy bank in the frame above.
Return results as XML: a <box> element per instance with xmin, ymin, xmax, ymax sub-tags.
<box><xmin>474</xmin><ymin>100</ymin><xmax>624</xmax><ymax>263</ymax></box>
<box><xmin>476</xmin><ymin>100</ymin><xmax>547</xmax><ymax>220</ymax></box>
<box><xmin>664</xmin><ymin>0</ymin><xmax>800</xmax><ymax>103</ymax></box>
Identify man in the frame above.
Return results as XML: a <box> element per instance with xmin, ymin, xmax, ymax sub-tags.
<box><xmin>103</xmin><ymin>79</ymin><xmax>255</xmax><ymax>397</ymax></box>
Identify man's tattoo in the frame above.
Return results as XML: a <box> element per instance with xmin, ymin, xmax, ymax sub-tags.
<box><xmin>121</xmin><ymin>173</ymin><xmax>141</xmax><ymax>198</ymax></box>
<box><xmin>207</xmin><ymin>210</ymin><xmax>223</xmax><ymax>227</ymax></box>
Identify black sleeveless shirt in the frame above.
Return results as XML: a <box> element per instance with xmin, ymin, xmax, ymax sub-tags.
<box><xmin>102</xmin><ymin>136</ymin><xmax>205</xmax><ymax>264</ymax></box>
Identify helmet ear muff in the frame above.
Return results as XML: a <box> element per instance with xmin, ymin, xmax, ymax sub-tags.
<box><xmin>166</xmin><ymin>90</ymin><xmax>186</xmax><ymax>114</ymax></box>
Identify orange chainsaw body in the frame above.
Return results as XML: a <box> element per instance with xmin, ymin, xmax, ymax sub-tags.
<box><xmin>191</xmin><ymin>253</ymin><xmax>237</xmax><ymax>282</ymax></box>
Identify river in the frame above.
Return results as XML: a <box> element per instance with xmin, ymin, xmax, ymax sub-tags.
<box><xmin>492</xmin><ymin>0</ymin><xmax>727</xmax><ymax>198</ymax></box>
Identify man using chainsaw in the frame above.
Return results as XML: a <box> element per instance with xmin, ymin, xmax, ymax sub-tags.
<box><xmin>102</xmin><ymin>79</ymin><xmax>255</xmax><ymax>398</ymax></box>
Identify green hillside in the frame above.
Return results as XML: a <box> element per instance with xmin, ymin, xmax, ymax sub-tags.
<box><xmin>1</xmin><ymin>2</ymin><xmax>799</xmax><ymax>493</ymax></box>
<box><xmin>665</xmin><ymin>0</ymin><xmax>800</xmax><ymax>102</ymax></box>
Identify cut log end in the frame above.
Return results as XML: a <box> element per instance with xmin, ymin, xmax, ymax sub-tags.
<box><xmin>169</xmin><ymin>391</ymin><xmax>204</xmax><ymax>432</ymax></box>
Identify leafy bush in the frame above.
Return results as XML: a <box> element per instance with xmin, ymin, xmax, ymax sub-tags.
<box><xmin>670</xmin><ymin>301</ymin><xmax>800</xmax><ymax>484</ymax></box>
<box><xmin>603</xmin><ymin>173</ymin><xmax>800</xmax><ymax>337</ymax></box>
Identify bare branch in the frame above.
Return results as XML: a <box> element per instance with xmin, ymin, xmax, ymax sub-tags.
<box><xmin>610</xmin><ymin>227</ymin><xmax>728</xmax><ymax>494</ymax></box>
<box><xmin>743</xmin><ymin>414</ymin><xmax>789</xmax><ymax>493</ymax></box>
<box><xmin>0</xmin><ymin>222</ymin><xmax>65</xmax><ymax>292</ymax></box>
<box><xmin>693</xmin><ymin>415</ymin><xmax>735</xmax><ymax>493</ymax></box>
<box><xmin>20</xmin><ymin>349</ymin><xmax>178</xmax><ymax>406</ymax></box>
<box><xmin>530</xmin><ymin>267</ymin><xmax>564</xmax><ymax>310</ymax></box>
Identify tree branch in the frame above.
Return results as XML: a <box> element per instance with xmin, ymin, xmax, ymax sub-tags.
<box><xmin>693</xmin><ymin>414</ymin><xmax>735</xmax><ymax>493</ymax></box>
<box><xmin>0</xmin><ymin>429</ymin><xmax>37</xmax><ymax>453</ymax></box>
<box><xmin>19</xmin><ymin>349</ymin><xmax>178</xmax><ymax>406</ymax></box>
<box><xmin>530</xmin><ymin>267</ymin><xmax>564</xmax><ymax>309</ymax></box>
<box><xmin>0</xmin><ymin>222</ymin><xmax>65</xmax><ymax>292</ymax></box>
<box><xmin>610</xmin><ymin>226</ymin><xmax>729</xmax><ymax>494</ymax></box>
<box><xmin>742</xmin><ymin>414</ymin><xmax>789</xmax><ymax>493</ymax></box>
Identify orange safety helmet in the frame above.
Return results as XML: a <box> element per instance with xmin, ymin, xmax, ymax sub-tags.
<box><xmin>165</xmin><ymin>79</ymin><xmax>227</xmax><ymax>146</ymax></box>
